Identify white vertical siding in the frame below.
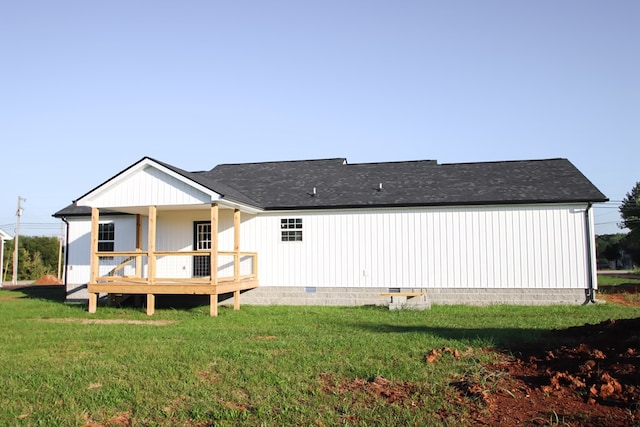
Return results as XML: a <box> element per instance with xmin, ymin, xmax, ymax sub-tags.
<box><xmin>65</xmin><ymin>215</ymin><xmax>138</xmax><ymax>284</ymax></box>
<box><xmin>65</xmin><ymin>203</ymin><xmax>593</xmax><ymax>292</ymax></box>
<box><xmin>84</xmin><ymin>166</ymin><xmax>215</xmax><ymax>207</ymax></box>
<box><xmin>247</xmin><ymin>204</ymin><xmax>591</xmax><ymax>289</ymax></box>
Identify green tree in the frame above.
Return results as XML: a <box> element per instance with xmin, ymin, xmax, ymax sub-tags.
<box><xmin>596</xmin><ymin>233</ymin><xmax>626</xmax><ymax>268</ymax></box>
<box><xmin>21</xmin><ymin>236</ymin><xmax>59</xmax><ymax>273</ymax></box>
<box><xmin>2</xmin><ymin>236</ymin><xmax>59</xmax><ymax>281</ymax></box>
<box><xmin>619</xmin><ymin>182</ymin><xmax>640</xmax><ymax>265</ymax></box>
<box><xmin>620</xmin><ymin>182</ymin><xmax>640</xmax><ymax>234</ymax></box>
<box><xmin>19</xmin><ymin>248</ymin><xmax>49</xmax><ymax>280</ymax></box>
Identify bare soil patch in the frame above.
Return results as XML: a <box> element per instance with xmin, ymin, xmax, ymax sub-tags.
<box><xmin>319</xmin><ymin>373</ymin><xmax>419</xmax><ymax>406</ymax></box>
<box><xmin>318</xmin><ymin>317</ymin><xmax>640</xmax><ymax>426</ymax></box>
<box><xmin>453</xmin><ymin>317</ymin><xmax>640</xmax><ymax>426</ymax></box>
<box><xmin>599</xmin><ymin>283</ymin><xmax>640</xmax><ymax>307</ymax></box>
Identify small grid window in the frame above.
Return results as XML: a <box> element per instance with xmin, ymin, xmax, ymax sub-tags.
<box><xmin>281</xmin><ymin>218</ymin><xmax>303</xmax><ymax>242</ymax></box>
<box><xmin>98</xmin><ymin>223</ymin><xmax>115</xmax><ymax>252</ymax></box>
<box><xmin>196</xmin><ymin>223</ymin><xmax>212</xmax><ymax>250</ymax></box>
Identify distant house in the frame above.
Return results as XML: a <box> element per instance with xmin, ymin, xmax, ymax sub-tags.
<box><xmin>53</xmin><ymin>157</ymin><xmax>607</xmax><ymax>315</ymax></box>
<box><xmin>0</xmin><ymin>228</ymin><xmax>13</xmax><ymax>286</ymax></box>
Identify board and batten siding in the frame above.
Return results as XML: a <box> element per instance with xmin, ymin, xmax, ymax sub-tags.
<box><xmin>81</xmin><ymin>166</ymin><xmax>217</xmax><ymax>208</ymax></box>
<box><xmin>247</xmin><ymin>203</ymin><xmax>594</xmax><ymax>290</ymax></box>
<box><xmin>65</xmin><ymin>215</ymin><xmax>139</xmax><ymax>287</ymax></box>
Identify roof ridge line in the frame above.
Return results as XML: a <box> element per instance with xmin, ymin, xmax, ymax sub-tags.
<box><xmin>439</xmin><ymin>158</ymin><xmax>566</xmax><ymax>166</ymax></box>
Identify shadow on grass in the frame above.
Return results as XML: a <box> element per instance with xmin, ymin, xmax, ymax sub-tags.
<box><xmin>112</xmin><ymin>292</ymin><xmax>240</xmax><ymax>310</ymax></box>
<box><xmin>4</xmin><ymin>285</ymin><xmax>247</xmax><ymax>311</ymax></box>
<box><xmin>599</xmin><ymin>283</ymin><xmax>640</xmax><ymax>294</ymax></box>
<box><xmin>349</xmin><ymin>321</ymin><xmax>559</xmax><ymax>349</ymax></box>
<box><xmin>4</xmin><ymin>284</ymin><xmax>66</xmax><ymax>303</ymax></box>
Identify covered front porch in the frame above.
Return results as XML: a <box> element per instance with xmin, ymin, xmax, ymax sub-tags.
<box><xmin>87</xmin><ymin>203</ymin><xmax>258</xmax><ymax>316</ymax></box>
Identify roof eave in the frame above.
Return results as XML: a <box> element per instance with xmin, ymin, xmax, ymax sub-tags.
<box><xmin>262</xmin><ymin>198</ymin><xmax>609</xmax><ymax>211</ymax></box>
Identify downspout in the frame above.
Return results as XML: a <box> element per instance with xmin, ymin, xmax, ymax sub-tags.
<box><xmin>61</xmin><ymin>217</ymin><xmax>70</xmax><ymax>293</ymax></box>
<box><xmin>583</xmin><ymin>203</ymin><xmax>596</xmax><ymax>304</ymax></box>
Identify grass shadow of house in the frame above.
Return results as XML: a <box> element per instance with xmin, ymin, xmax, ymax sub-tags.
<box><xmin>348</xmin><ymin>321</ymin><xmax>567</xmax><ymax>349</ymax></box>
<box><xmin>5</xmin><ymin>284</ymin><xmax>66</xmax><ymax>303</ymax></box>
<box><xmin>110</xmin><ymin>292</ymin><xmax>242</xmax><ymax>310</ymax></box>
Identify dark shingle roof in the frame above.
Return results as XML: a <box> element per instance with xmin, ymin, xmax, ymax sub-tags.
<box><xmin>53</xmin><ymin>157</ymin><xmax>607</xmax><ymax>217</ymax></box>
<box><xmin>201</xmin><ymin>157</ymin><xmax>607</xmax><ymax>209</ymax></box>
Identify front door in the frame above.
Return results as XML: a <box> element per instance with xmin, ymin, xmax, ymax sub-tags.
<box><xmin>193</xmin><ymin>221</ymin><xmax>211</xmax><ymax>277</ymax></box>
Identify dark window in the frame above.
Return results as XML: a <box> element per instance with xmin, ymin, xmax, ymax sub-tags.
<box><xmin>98</xmin><ymin>223</ymin><xmax>114</xmax><ymax>259</ymax></box>
<box><xmin>98</xmin><ymin>222</ymin><xmax>116</xmax><ymax>252</ymax></box>
<box><xmin>281</xmin><ymin>218</ymin><xmax>303</xmax><ymax>241</ymax></box>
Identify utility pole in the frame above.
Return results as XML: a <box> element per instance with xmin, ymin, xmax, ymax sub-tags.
<box><xmin>12</xmin><ymin>197</ymin><xmax>25</xmax><ymax>286</ymax></box>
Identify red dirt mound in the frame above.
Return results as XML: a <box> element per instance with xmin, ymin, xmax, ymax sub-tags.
<box><xmin>457</xmin><ymin>317</ymin><xmax>640</xmax><ymax>426</ymax></box>
<box><xmin>33</xmin><ymin>274</ymin><xmax>63</xmax><ymax>285</ymax></box>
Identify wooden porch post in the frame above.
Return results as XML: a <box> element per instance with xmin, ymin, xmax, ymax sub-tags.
<box><xmin>88</xmin><ymin>207</ymin><xmax>100</xmax><ymax>313</ymax></box>
<box><xmin>233</xmin><ymin>208</ymin><xmax>241</xmax><ymax>310</ymax></box>
<box><xmin>210</xmin><ymin>203</ymin><xmax>219</xmax><ymax>316</ymax></box>
<box><xmin>146</xmin><ymin>205</ymin><xmax>157</xmax><ymax>316</ymax></box>
<box><xmin>135</xmin><ymin>214</ymin><xmax>143</xmax><ymax>277</ymax></box>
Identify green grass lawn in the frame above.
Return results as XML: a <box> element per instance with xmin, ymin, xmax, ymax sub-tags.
<box><xmin>597</xmin><ymin>273</ymin><xmax>640</xmax><ymax>287</ymax></box>
<box><xmin>1</xmin><ymin>285</ymin><xmax>639</xmax><ymax>426</ymax></box>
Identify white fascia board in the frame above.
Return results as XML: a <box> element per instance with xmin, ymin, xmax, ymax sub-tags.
<box><xmin>217</xmin><ymin>199</ymin><xmax>263</xmax><ymax>215</ymax></box>
<box><xmin>0</xmin><ymin>229</ymin><xmax>13</xmax><ymax>240</ymax></box>
<box><xmin>76</xmin><ymin>158</ymin><xmax>219</xmax><ymax>207</ymax></box>
<box><xmin>259</xmin><ymin>201</ymin><xmax>592</xmax><ymax>216</ymax></box>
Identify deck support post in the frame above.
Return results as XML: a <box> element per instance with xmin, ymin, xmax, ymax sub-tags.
<box><xmin>210</xmin><ymin>295</ymin><xmax>218</xmax><ymax>317</ymax></box>
<box><xmin>234</xmin><ymin>291</ymin><xmax>240</xmax><ymax>310</ymax></box>
<box><xmin>88</xmin><ymin>292</ymin><xmax>97</xmax><ymax>313</ymax></box>
<box><xmin>147</xmin><ymin>294</ymin><xmax>155</xmax><ymax>316</ymax></box>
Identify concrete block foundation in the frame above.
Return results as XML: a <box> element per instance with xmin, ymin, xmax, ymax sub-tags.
<box><xmin>67</xmin><ymin>284</ymin><xmax>591</xmax><ymax>307</ymax></box>
<box><xmin>223</xmin><ymin>286</ymin><xmax>588</xmax><ymax>307</ymax></box>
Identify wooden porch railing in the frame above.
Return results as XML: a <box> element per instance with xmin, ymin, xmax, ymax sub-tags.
<box><xmin>87</xmin><ymin>250</ymin><xmax>258</xmax><ymax>316</ymax></box>
<box><xmin>95</xmin><ymin>250</ymin><xmax>258</xmax><ymax>284</ymax></box>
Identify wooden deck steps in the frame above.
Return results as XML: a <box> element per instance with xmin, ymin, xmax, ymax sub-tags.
<box><xmin>379</xmin><ymin>291</ymin><xmax>431</xmax><ymax>310</ymax></box>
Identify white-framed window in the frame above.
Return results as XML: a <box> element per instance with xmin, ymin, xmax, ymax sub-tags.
<box><xmin>98</xmin><ymin>222</ymin><xmax>115</xmax><ymax>260</ymax></box>
<box><xmin>281</xmin><ymin>218</ymin><xmax>303</xmax><ymax>241</ymax></box>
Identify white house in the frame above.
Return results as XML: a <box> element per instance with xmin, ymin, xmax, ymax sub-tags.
<box><xmin>0</xmin><ymin>228</ymin><xmax>13</xmax><ymax>287</ymax></box>
<box><xmin>53</xmin><ymin>157</ymin><xmax>608</xmax><ymax>315</ymax></box>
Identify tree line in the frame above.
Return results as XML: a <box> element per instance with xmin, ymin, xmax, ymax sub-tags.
<box><xmin>597</xmin><ymin>181</ymin><xmax>640</xmax><ymax>269</ymax></box>
<box><xmin>2</xmin><ymin>236</ymin><xmax>61</xmax><ymax>282</ymax></box>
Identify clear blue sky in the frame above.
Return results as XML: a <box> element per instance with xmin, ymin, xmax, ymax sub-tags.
<box><xmin>1</xmin><ymin>0</ymin><xmax>637</xmax><ymax>237</ymax></box>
